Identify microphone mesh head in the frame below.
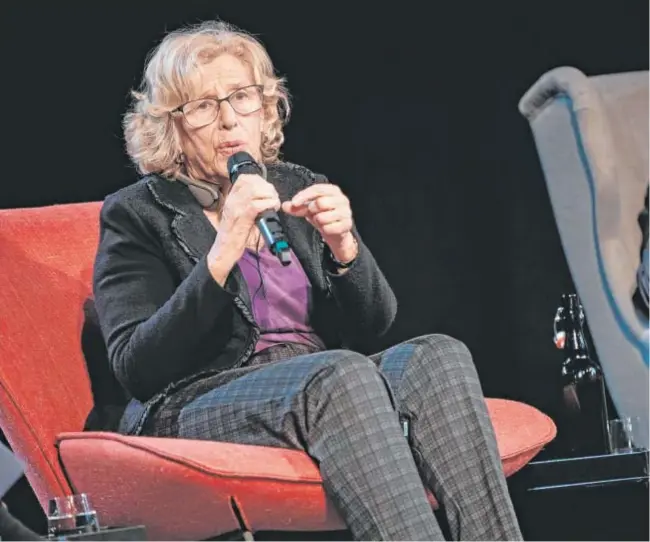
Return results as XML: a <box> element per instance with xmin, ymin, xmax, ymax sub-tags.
<box><xmin>227</xmin><ymin>151</ymin><xmax>262</xmax><ymax>182</ymax></box>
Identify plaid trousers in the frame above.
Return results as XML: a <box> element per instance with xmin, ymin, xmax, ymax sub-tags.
<box><xmin>137</xmin><ymin>335</ymin><xmax>523</xmax><ymax>541</ymax></box>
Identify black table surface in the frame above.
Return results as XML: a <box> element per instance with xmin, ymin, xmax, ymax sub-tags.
<box><xmin>515</xmin><ymin>448</ymin><xmax>649</xmax><ymax>491</ymax></box>
<box><xmin>510</xmin><ymin>449</ymin><xmax>649</xmax><ymax>541</ymax></box>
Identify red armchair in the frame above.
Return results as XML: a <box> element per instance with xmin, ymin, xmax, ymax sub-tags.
<box><xmin>0</xmin><ymin>201</ymin><xmax>557</xmax><ymax>540</ymax></box>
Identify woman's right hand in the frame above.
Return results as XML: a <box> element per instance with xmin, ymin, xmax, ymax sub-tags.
<box><xmin>207</xmin><ymin>173</ymin><xmax>281</xmax><ymax>285</ymax></box>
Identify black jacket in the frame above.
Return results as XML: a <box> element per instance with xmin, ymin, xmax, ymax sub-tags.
<box><xmin>91</xmin><ymin>161</ymin><xmax>397</xmax><ymax>410</ymax></box>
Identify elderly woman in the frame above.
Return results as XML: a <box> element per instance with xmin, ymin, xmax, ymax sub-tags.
<box><xmin>93</xmin><ymin>20</ymin><xmax>522</xmax><ymax>541</ymax></box>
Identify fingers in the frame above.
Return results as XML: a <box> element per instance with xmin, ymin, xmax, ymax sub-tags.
<box><xmin>233</xmin><ymin>173</ymin><xmax>278</xmax><ymax>201</ymax></box>
<box><xmin>225</xmin><ymin>174</ymin><xmax>281</xmax><ymax>223</ymax></box>
<box><xmin>281</xmin><ymin>200</ymin><xmax>310</xmax><ymax>217</ymax></box>
<box><xmin>307</xmin><ymin>195</ymin><xmax>342</xmax><ymax>214</ymax></box>
<box><xmin>310</xmin><ymin>208</ymin><xmax>352</xmax><ymax>228</ymax></box>
<box><xmin>291</xmin><ymin>183</ymin><xmax>341</xmax><ymax>206</ymax></box>
<box><xmin>283</xmin><ymin>194</ymin><xmax>349</xmax><ymax>217</ymax></box>
<box><xmin>242</xmin><ymin>181</ymin><xmax>352</xmax><ymax>237</ymax></box>
<box><xmin>234</xmin><ymin>174</ymin><xmax>281</xmax><ymax>215</ymax></box>
<box><xmin>249</xmin><ymin>197</ymin><xmax>281</xmax><ymax>215</ymax></box>
<box><xmin>320</xmin><ymin>218</ymin><xmax>354</xmax><ymax>236</ymax></box>
<box><xmin>223</xmin><ymin>196</ymin><xmax>281</xmax><ymax>223</ymax></box>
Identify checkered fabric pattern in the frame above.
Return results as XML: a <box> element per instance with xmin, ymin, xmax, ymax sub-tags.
<box><xmin>137</xmin><ymin>336</ymin><xmax>522</xmax><ymax>541</ymax></box>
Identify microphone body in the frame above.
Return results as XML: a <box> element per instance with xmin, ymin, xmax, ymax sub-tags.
<box><xmin>227</xmin><ymin>152</ymin><xmax>292</xmax><ymax>266</ymax></box>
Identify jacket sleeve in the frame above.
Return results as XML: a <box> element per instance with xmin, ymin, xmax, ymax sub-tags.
<box><xmin>93</xmin><ymin>193</ymin><xmax>234</xmax><ymax>402</ymax></box>
<box><xmin>303</xmin><ymin>171</ymin><xmax>398</xmax><ymax>345</ymax></box>
<box><xmin>324</xmin><ymin>227</ymin><xmax>398</xmax><ymax>347</ymax></box>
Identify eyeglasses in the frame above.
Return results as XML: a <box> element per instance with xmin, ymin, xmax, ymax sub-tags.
<box><xmin>172</xmin><ymin>84</ymin><xmax>264</xmax><ymax>128</ymax></box>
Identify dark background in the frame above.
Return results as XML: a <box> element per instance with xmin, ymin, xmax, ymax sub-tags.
<box><xmin>2</xmin><ymin>0</ymin><xmax>648</xmax><ymax>537</ymax></box>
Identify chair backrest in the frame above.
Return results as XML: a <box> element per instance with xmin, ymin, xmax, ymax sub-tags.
<box><xmin>519</xmin><ymin>66</ymin><xmax>649</xmax><ymax>449</ymax></box>
<box><xmin>0</xmin><ymin>201</ymin><xmax>102</xmax><ymax>508</ymax></box>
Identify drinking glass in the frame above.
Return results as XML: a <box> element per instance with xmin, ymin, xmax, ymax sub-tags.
<box><xmin>607</xmin><ymin>416</ymin><xmax>643</xmax><ymax>454</ymax></box>
<box><xmin>47</xmin><ymin>493</ymin><xmax>100</xmax><ymax>539</ymax></box>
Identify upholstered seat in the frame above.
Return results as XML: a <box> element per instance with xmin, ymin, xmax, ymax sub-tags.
<box><xmin>0</xmin><ymin>202</ymin><xmax>556</xmax><ymax>540</ymax></box>
<box><xmin>519</xmin><ymin>66</ymin><xmax>649</xmax><ymax>449</ymax></box>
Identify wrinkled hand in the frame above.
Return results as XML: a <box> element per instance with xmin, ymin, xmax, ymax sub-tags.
<box><xmin>282</xmin><ymin>183</ymin><xmax>358</xmax><ymax>264</ymax></box>
<box><xmin>207</xmin><ymin>173</ymin><xmax>280</xmax><ymax>284</ymax></box>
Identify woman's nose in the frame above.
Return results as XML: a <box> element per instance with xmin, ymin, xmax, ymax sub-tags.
<box><xmin>218</xmin><ymin>101</ymin><xmax>238</xmax><ymax>129</ymax></box>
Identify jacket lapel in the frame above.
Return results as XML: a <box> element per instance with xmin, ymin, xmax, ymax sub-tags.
<box><xmin>145</xmin><ymin>175</ymin><xmax>252</xmax><ymax>311</ymax></box>
<box><xmin>145</xmin><ymin>175</ymin><xmax>216</xmax><ymax>265</ymax></box>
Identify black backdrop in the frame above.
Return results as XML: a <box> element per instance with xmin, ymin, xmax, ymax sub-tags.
<box><xmin>2</xmin><ymin>2</ymin><xmax>648</xmax><ymax>455</ymax></box>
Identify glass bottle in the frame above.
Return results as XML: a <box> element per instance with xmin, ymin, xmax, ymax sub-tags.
<box><xmin>553</xmin><ymin>293</ymin><xmax>610</xmax><ymax>456</ymax></box>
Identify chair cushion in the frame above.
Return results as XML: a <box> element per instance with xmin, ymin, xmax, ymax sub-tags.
<box><xmin>487</xmin><ymin>398</ymin><xmax>557</xmax><ymax>475</ymax></box>
<box><xmin>57</xmin><ymin>398</ymin><xmax>555</xmax><ymax>540</ymax></box>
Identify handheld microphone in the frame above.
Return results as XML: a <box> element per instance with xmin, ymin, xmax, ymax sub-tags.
<box><xmin>227</xmin><ymin>152</ymin><xmax>292</xmax><ymax>266</ymax></box>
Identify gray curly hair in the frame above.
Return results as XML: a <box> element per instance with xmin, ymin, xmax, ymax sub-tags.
<box><xmin>123</xmin><ymin>20</ymin><xmax>291</xmax><ymax>180</ymax></box>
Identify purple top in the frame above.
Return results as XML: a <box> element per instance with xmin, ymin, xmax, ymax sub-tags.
<box><xmin>238</xmin><ymin>247</ymin><xmax>326</xmax><ymax>354</ymax></box>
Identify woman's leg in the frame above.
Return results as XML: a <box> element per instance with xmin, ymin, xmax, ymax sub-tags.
<box><xmin>149</xmin><ymin>349</ymin><xmax>445</xmax><ymax>541</ymax></box>
<box><xmin>371</xmin><ymin>334</ymin><xmax>523</xmax><ymax>541</ymax></box>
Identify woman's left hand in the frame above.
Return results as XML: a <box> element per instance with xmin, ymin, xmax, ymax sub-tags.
<box><xmin>282</xmin><ymin>183</ymin><xmax>359</xmax><ymax>264</ymax></box>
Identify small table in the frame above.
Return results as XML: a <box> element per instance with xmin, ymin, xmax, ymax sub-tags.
<box><xmin>50</xmin><ymin>525</ymin><xmax>146</xmax><ymax>541</ymax></box>
<box><xmin>510</xmin><ymin>449</ymin><xmax>649</xmax><ymax>541</ymax></box>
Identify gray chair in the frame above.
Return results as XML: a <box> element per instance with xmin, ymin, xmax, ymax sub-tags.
<box><xmin>519</xmin><ymin>66</ymin><xmax>649</xmax><ymax>450</ymax></box>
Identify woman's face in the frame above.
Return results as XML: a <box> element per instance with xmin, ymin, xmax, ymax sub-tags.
<box><xmin>176</xmin><ymin>53</ymin><xmax>264</xmax><ymax>183</ymax></box>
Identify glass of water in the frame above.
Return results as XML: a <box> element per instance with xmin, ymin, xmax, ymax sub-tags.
<box><xmin>47</xmin><ymin>494</ymin><xmax>100</xmax><ymax>539</ymax></box>
<box><xmin>607</xmin><ymin>416</ymin><xmax>643</xmax><ymax>454</ymax></box>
